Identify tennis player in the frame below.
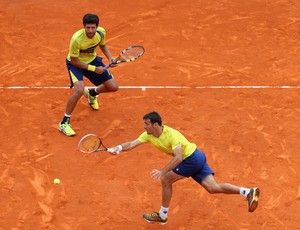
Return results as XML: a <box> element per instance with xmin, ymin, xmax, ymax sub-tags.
<box><xmin>59</xmin><ymin>13</ymin><xmax>118</xmax><ymax>136</ymax></box>
<box><xmin>108</xmin><ymin>111</ymin><xmax>260</xmax><ymax>224</ymax></box>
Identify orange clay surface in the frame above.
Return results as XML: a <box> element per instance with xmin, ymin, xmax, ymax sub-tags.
<box><xmin>0</xmin><ymin>0</ymin><xmax>300</xmax><ymax>229</ymax></box>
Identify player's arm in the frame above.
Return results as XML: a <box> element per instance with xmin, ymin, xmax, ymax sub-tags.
<box><xmin>151</xmin><ymin>144</ymin><xmax>183</xmax><ymax>180</ymax></box>
<box><xmin>100</xmin><ymin>44</ymin><xmax>117</xmax><ymax>67</ymax></box>
<box><xmin>70</xmin><ymin>56</ymin><xmax>90</xmax><ymax>70</ymax></box>
<box><xmin>70</xmin><ymin>56</ymin><xmax>106</xmax><ymax>74</ymax></box>
<box><xmin>108</xmin><ymin>139</ymin><xmax>143</xmax><ymax>155</ymax></box>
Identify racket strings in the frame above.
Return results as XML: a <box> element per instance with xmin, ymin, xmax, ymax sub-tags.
<box><xmin>79</xmin><ymin>135</ymin><xmax>101</xmax><ymax>153</ymax></box>
<box><xmin>119</xmin><ymin>47</ymin><xmax>144</xmax><ymax>61</ymax></box>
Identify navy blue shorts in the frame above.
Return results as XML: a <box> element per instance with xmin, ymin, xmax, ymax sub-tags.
<box><xmin>173</xmin><ymin>149</ymin><xmax>214</xmax><ymax>184</ymax></box>
<box><xmin>66</xmin><ymin>56</ymin><xmax>113</xmax><ymax>88</ymax></box>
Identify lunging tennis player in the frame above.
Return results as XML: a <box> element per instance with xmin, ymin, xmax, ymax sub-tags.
<box><xmin>108</xmin><ymin>111</ymin><xmax>260</xmax><ymax>225</ymax></box>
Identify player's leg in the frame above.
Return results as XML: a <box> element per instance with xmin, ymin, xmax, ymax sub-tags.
<box><xmin>188</xmin><ymin>150</ymin><xmax>240</xmax><ymax>194</ymax></box>
<box><xmin>200</xmin><ymin>174</ymin><xmax>240</xmax><ymax>194</ymax></box>
<box><xmin>199</xmin><ymin>172</ymin><xmax>260</xmax><ymax>212</ymax></box>
<box><xmin>84</xmin><ymin>73</ymin><xmax>119</xmax><ymax>109</ymax></box>
<box><xmin>143</xmin><ymin>151</ymin><xmax>205</xmax><ymax>225</ymax></box>
<box><xmin>59</xmin><ymin>81</ymin><xmax>84</xmax><ymax>136</ymax></box>
<box><xmin>95</xmin><ymin>77</ymin><xmax>119</xmax><ymax>93</ymax></box>
<box><xmin>143</xmin><ymin>171</ymin><xmax>185</xmax><ymax>225</ymax></box>
<box><xmin>190</xmin><ymin>149</ymin><xmax>260</xmax><ymax>212</ymax></box>
<box><xmin>65</xmin><ymin>81</ymin><xmax>85</xmax><ymax>115</ymax></box>
<box><xmin>83</xmin><ymin>57</ymin><xmax>119</xmax><ymax>110</ymax></box>
<box><xmin>59</xmin><ymin>61</ymin><xmax>85</xmax><ymax>136</ymax></box>
<box><xmin>161</xmin><ymin>171</ymin><xmax>185</xmax><ymax>208</ymax></box>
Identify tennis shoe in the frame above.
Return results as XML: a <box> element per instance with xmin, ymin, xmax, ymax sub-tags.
<box><xmin>58</xmin><ymin>122</ymin><xmax>76</xmax><ymax>136</ymax></box>
<box><xmin>143</xmin><ymin>212</ymin><xmax>167</xmax><ymax>225</ymax></box>
<box><xmin>84</xmin><ymin>87</ymin><xmax>99</xmax><ymax>110</ymax></box>
<box><xmin>247</xmin><ymin>187</ymin><xmax>260</xmax><ymax>212</ymax></box>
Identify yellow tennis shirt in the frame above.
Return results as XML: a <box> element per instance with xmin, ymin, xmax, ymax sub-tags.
<box><xmin>67</xmin><ymin>27</ymin><xmax>106</xmax><ymax>64</ymax></box>
<box><xmin>138</xmin><ymin>125</ymin><xmax>197</xmax><ymax>159</ymax></box>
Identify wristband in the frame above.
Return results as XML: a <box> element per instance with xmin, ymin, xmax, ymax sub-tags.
<box><xmin>116</xmin><ymin>145</ymin><xmax>123</xmax><ymax>152</ymax></box>
<box><xmin>87</xmin><ymin>65</ymin><xmax>96</xmax><ymax>72</ymax></box>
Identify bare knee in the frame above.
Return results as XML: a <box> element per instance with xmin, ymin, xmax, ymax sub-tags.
<box><xmin>73</xmin><ymin>88</ymin><xmax>84</xmax><ymax>98</ymax></box>
<box><xmin>205</xmin><ymin>184</ymin><xmax>218</xmax><ymax>194</ymax></box>
<box><xmin>99</xmin><ymin>84</ymin><xmax>119</xmax><ymax>93</ymax></box>
<box><xmin>161</xmin><ymin>172</ymin><xmax>184</xmax><ymax>188</ymax></box>
<box><xmin>161</xmin><ymin>174</ymin><xmax>169</xmax><ymax>186</ymax></box>
<box><xmin>109</xmin><ymin>85</ymin><xmax>119</xmax><ymax>92</ymax></box>
<box><xmin>201</xmin><ymin>175</ymin><xmax>219</xmax><ymax>194</ymax></box>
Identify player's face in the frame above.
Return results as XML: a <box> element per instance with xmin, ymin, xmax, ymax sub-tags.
<box><xmin>143</xmin><ymin>119</ymin><xmax>156</xmax><ymax>135</ymax></box>
<box><xmin>84</xmin><ymin>23</ymin><xmax>97</xmax><ymax>38</ymax></box>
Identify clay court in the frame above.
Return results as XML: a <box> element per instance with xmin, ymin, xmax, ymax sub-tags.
<box><xmin>1</xmin><ymin>0</ymin><xmax>300</xmax><ymax>229</ymax></box>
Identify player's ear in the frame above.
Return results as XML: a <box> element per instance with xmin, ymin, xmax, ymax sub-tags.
<box><xmin>153</xmin><ymin>122</ymin><xmax>159</xmax><ymax>128</ymax></box>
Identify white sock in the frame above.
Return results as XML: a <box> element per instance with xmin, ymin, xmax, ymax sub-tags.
<box><xmin>64</xmin><ymin>113</ymin><xmax>71</xmax><ymax>117</ymax></box>
<box><xmin>240</xmin><ymin>187</ymin><xmax>250</xmax><ymax>197</ymax></box>
<box><xmin>159</xmin><ymin>206</ymin><xmax>168</xmax><ymax>220</ymax></box>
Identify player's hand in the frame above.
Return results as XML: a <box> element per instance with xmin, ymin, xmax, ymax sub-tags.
<box><xmin>107</xmin><ymin>147</ymin><xmax>120</xmax><ymax>155</ymax></box>
<box><xmin>95</xmin><ymin>66</ymin><xmax>107</xmax><ymax>74</ymax></box>
<box><xmin>109</xmin><ymin>58</ymin><xmax>118</xmax><ymax>68</ymax></box>
<box><xmin>151</xmin><ymin>169</ymin><xmax>163</xmax><ymax>181</ymax></box>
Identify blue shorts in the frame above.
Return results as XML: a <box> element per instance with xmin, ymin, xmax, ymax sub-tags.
<box><xmin>173</xmin><ymin>149</ymin><xmax>214</xmax><ymax>184</ymax></box>
<box><xmin>66</xmin><ymin>56</ymin><xmax>113</xmax><ymax>88</ymax></box>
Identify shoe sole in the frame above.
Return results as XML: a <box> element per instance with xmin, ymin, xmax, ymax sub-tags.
<box><xmin>143</xmin><ymin>218</ymin><xmax>167</xmax><ymax>225</ymax></box>
<box><xmin>88</xmin><ymin>103</ymin><xmax>99</xmax><ymax>110</ymax></box>
<box><xmin>248</xmin><ymin>188</ymin><xmax>260</xmax><ymax>212</ymax></box>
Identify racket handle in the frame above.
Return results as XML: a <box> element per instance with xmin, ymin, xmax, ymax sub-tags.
<box><xmin>104</xmin><ymin>61</ymin><xmax>118</xmax><ymax>69</ymax></box>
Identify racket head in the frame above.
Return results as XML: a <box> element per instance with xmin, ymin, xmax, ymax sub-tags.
<box><xmin>78</xmin><ymin>134</ymin><xmax>102</xmax><ymax>153</ymax></box>
<box><xmin>116</xmin><ymin>45</ymin><xmax>145</xmax><ymax>63</ymax></box>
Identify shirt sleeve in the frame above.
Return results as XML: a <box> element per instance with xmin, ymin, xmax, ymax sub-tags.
<box><xmin>170</xmin><ymin>136</ymin><xmax>181</xmax><ymax>150</ymax></box>
<box><xmin>168</xmin><ymin>129</ymin><xmax>184</xmax><ymax>150</ymax></box>
<box><xmin>69</xmin><ymin>38</ymin><xmax>80</xmax><ymax>57</ymax></box>
<box><xmin>97</xmin><ymin>27</ymin><xmax>106</xmax><ymax>46</ymax></box>
<box><xmin>137</xmin><ymin>132</ymin><xmax>149</xmax><ymax>143</ymax></box>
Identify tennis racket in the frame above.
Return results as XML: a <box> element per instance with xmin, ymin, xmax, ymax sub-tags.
<box><xmin>104</xmin><ymin>45</ymin><xmax>145</xmax><ymax>69</ymax></box>
<box><xmin>78</xmin><ymin>134</ymin><xmax>108</xmax><ymax>153</ymax></box>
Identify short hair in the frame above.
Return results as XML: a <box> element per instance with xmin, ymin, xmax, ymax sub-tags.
<box><xmin>143</xmin><ymin>112</ymin><xmax>162</xmax><ymax>126</ymax></box>
<box><xmin>82</xmin><ymin>13</ymin><xmax>99</xmax><ymax>26</ymax></box>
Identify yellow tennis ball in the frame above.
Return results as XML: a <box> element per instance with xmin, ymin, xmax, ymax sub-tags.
<box><xmin>54</xmin><ymin>178</ymin><xmax>60</xmax><ymax>184</ymax></box>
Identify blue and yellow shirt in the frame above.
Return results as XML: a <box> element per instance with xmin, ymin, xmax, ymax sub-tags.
<box><xmin>138</xmin><ymin>125</ymin><xmax>197</xmax><ymax>159</ymax></box>
<box><xmin>67</xmin><ymin>27</ymin><xmax>106</xmax><ymax>64</ymax></box>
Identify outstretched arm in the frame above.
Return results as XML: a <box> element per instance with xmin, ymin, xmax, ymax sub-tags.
<box><xmin>108</xmin><ymin>139</ymin><xmax>143</xmax><ymax>155</ymax></box>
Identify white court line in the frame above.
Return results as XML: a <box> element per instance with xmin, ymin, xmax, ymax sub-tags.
<box><xmin>0</xmin><ymin>85</ymin><xmax>300</xmax><ymax>89</ymax></box>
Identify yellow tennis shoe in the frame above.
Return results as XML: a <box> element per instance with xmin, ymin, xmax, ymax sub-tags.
<box><xmin>58</xmin><ymin>122</ymin><xmax>76</xmax><ymax>136</ymax></box>
<box><xmin>143</xmin><ymin>212</ymin><xmax>167</xmax><ymax>225</ymax></box>
<box><xmin>84</xmin><ymin>87</ymin><xmax>99</xmax><ymax>110</ymax></box>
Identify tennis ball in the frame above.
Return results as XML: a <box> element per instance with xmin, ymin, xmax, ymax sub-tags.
<box><xmin>54</xmin><ymin>178</ymin><xmax>60</xmax><ymax>184</ymax></box>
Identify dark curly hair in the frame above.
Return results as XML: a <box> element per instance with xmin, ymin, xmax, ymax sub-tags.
<box><xmin>82</xmin><ymin>13</ymin><xmax>99</xmax><ymax>27</ymax></box>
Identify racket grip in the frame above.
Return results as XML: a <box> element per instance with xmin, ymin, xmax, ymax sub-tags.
<box><xmin>104</xmin><ymin>65</ymin><xmax>110</xmax><ymax>69</ymax></box>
